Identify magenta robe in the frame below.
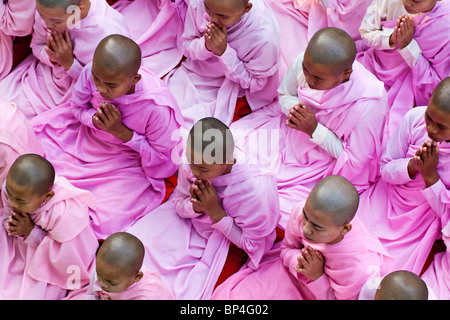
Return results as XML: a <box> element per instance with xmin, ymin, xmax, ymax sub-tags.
<box><xmin>126</xmin><ymin>150</ymin><xmax>280</xmax><ymax>299</ymax></box>
<box><xmin>111</xmin><ymin>0</ymin><xmax>183</xmax><ymax>78</ymax></box>
<box><xmin>212</xmin><ymin>200</ymin><xmax>394</xmax><ymax>300</ymax></box>
<box><xmin>31</xmin><ymin>62</ymin><xmax>184</xmax><ymax>240</ymax></box>
<box><xmin>0</xmin><ymin>0</ymin><xmax>129</xmax><ymax>119</ymax></box>
<box><xmin>357</xmin><ymin>106</ymin><xmax>450</xmax><ymax>274</ymax></box>
<box><xmin>164</xmin><ymin>0</ymin><xmax>281</xmax><ymax>127</ymax></box>
<box><xmin>0</xmin><ymin>99</ymin><xmax>44</xmax><ymax>186</ymax></box>
<box><xmin>263</xmin><ymin>0</ymin><xmax>372</xmax><ymax>77</ymax></box>
<box><xmin>0</xmin><ymin>0</ymin><xmax>35</xmax><ymax>80</ymax></box>
<box><xmin>356</xmin><ymin>1</ymin><xmax>450</xmax><ymax>140</ymax></box>
<box><xmin>230</xmin><ymin>59</ymin><xmax>388</xmax><ymax>228</ymax></box>
<box><xmin>0</xmin><ymin>176</ymin><xmax>98</xmax><ymax>300</ymax></box>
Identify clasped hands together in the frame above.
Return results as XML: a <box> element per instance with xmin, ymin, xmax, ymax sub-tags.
<box><xmin>189</xmin><ymin>179</ymin><xmax>226</xmax><ymax>223</ymax></box>
<box><xmin>408</xmin><ymin>140</ymin><xmax>440</xmax><ymax>187</ymax></box>
<box><xmin>45</xmin><ymin>30</ymin><xmax>74</xmax><ymax>71</ymax></box>
<box><xmin>389</xmin><ymin>14</ymin><xmax>414</xmax><ymax>50</ymax></box>
<box><xmin>204</xmin><ymin>22</ymin><xmax>227</xmax><ymax>56</ymax></box>
<box><xmin>286</xmin><ymin>103</ymin><xmax>318</xmax><ymax>137</ymax></box>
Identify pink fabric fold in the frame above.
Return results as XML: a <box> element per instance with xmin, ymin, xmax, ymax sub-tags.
<box><xmin>31</xmin><ymin>63</ymin><xmax>184</xmax><ymax>240</ymax></box>
<box><xmin>0</xmin><ymin>175</ymin><xmax>98</xmax><ymax>299</ymax></box>
<box><xmin>126</xmin><ymin>150</ymin><xmax>280</xmax><ymax>299</ymax></box>
<box><xmin>0</xmin><ymin>0</ymin><xmax>130</xmax><ymax>119</ymax></box>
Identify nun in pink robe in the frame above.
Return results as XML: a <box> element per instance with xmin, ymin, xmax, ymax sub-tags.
<box><xmin>212</xmin><ymin>201</ymin><xmax>394</xmax><ymax>300</ymax></box>
<box><xmin>126</xmin><ymin>149</ymin><xmax>280</xmax><ymax>299</ymax></box>
<box><xmin>230</xmin><ymin>53</ymin><xmax>388</xmax><ymax>229</ymax></box>
<box><xmin>356</xmin><ymin>0</ymin><xmax>450</xmax><ymax>140</ymax></box>
<box><xmin>0</xmin><ymin>99</ymin><xmax>44</xmax><ymax>187</ymax></box>
<box><xmin>261</xmin><ymin>0</ymin><xmax>372</xmax><ymax>77</ymax></box>
<box><xmin>110</xmin><ymin>0</ymin><xmax>183</xmax><ymax>78</ymax></box>
<box><xmin>0</xmin><ymin>175</ymin><xmax>98</xmax><ymax>300</ymax></box>
<box><xmin>0</xmin><ymin>0</ymin><xmax>129</xmax><ymax>119</ymax></box>
<box><xmin>31</xmin><ymin>62</ymin><xmax>184</xmax><ymax>240</ymax></box>
<box><xmin>0</xmin><ymin>0</ymin><xmax>35</xmax><ymax>80</ymax></box>
<box><xmin>357</xmin><ymin>106</ymin><xmax>450</xmax><ymax>274</ymax></box>
<box><xmin>163</xmin><ymin>0</ymin><xmax>281</xmax><ymax>127</ymax></box>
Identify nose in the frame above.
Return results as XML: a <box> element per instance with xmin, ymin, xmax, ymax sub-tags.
<box><xmin>302</xmin><ymin>222</ymin><xmax>313</xmax><ymax>237</ymax></box>
<box><xmin>305</xmin><ymin>74</ymin><xmax>316</xmax><ymax>87</ymax></box>
<box><xmin>209</xmin><ymin>14</ymin><xmax>219</xmax><ymax>25</ymax></box>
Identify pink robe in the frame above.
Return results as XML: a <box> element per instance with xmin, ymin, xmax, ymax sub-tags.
<box><xmin>263</xmin><ymin>0</ymin><xmax>372</xmax><ymax>77</ymax></box>
<box><xmin>230</xmin><ymin>58</ymin><xmax>388</xmax><ymax>228</ymax></box>
<box><xmin>0</xmin><ymin>0</ymin><xmax>35</xmax><ymax>80</ymax></box>
<box><xmin>212</xmin><ymin>200</ymin><xmax>394</xmax><ymax>300</ymax></box>
<box><xmin>126</xmin><ymin>150</ymin><xmax>280</xmax><ymax>299</ymax></box>
<box><xmin>421</xmin><ymin>208</ymin><xmax>450</xmax><ymax>300</ymax></box>
<box><xmin>0</xmin><ymin>0</ymin><xmax>129</xmax><ymax>119</ymax></box>
<box><xmin>164</xmin><ymin>0</ymin><xmax>281</xmax><ymax>127</ymax></box>
<box><xmin>357</xmin><ymin>106</ymin><xmax>450</xmax><ymax>274</ymax></box>
<box><xmin>0</xmin><ymin>98</ymin><xmax>44</xmax><ymax>186</ymax></box>
<box><xmin>111</xmin><ymin>0</ymin><xmax>183</xmax><ymax>78</ymax></box>
<box><xmin>31</xmin><ymin>62</ymin><xmax>184</xmax><ymax>240</ymax></box>
<box><xmin>0</xmin><ymin>175</ymin><xmax>98</xmax><ymax>300</ymax></box>
<box><xmin>356</xmin><ymin>1</ymin><xmax>450</xmax><ymax>140</ymax></box>
<box><xmin>79</xmin><ymin>266</ymin><xmax>173</xmax><ymax>300</ymax></box>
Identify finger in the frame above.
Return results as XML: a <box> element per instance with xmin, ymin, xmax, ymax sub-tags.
<box><xmin>64</xmin><ymin>29</ymin><xmax>72</xmax><ymax>46</ymax></box>
<box><xmin>52</xmin><ymin>31</ymin><xmax>63</xmax><ymax>48</ymax></box>
<box><xmin>96</xmin><ymin>107</ymin><xmax>109</xmax><ymax>122</ymax></box>
<box><xmin>93</xmin><ymin>115</ymin><xmax>105</xmax><ymax>129</ymax></box>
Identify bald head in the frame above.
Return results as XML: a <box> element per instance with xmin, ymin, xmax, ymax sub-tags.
<box><xmin>430</xmin><ymin>77</ymin><xmax>450</xmax><ymax>113</ymax></box>
<box><xmin>97</xmin><ymin>232</ymin><xmax>145</xmax><ymax>276</ymax></box>
<box><xmin>308</xmin><ymin>175</ymin><xmax>359</xmax><ymax>226</ymax></box>
<box><xmin>37</xmin><ymin>0</ymin><xmax>81</xmax><ymax>9</ymax></box>
<box><xmin>305</xmin><ymin>27</ymin><xmax>356</xmax><ymax>74</ymax></box>
<box><xmin>377</xmin><ymin>270</ymin><xmax>428</xmax><ymax>300</ymax></box>
<box><xmin>93</xmin><ymin>34</ymin><xmax>142</xmax><ymax>78</ymax></box>
<box><xmin>8</xmin><ymin>154</ymin><xmax>55</xmax><ymax>197</ymax></box>
<box><xmin>187</xmin><ymin>117</ymin><xmax>235</xmax><ymax>165</ymax></box>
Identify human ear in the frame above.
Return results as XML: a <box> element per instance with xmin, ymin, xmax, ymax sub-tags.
<box><xmin>132</xmin><ymin>74</ymin><xmax>142</xmax><ymax>85</ymax></box>
<box><xmin>343</xmin><ymin>68</ymin><xmax>353</xmax><ymax>81</ymax></box>
<box><xmin>244</xmin><ymin>2</ymin><xmax>252</xmax><ymax>13</ymax></box>
<box><xmin>134</xmin><ymin>271</ymin><xmax>143</xmax><ymax>283</ymax></box>
<box><xmin>340</xmin><ymin>223</ymin><xmax>352</xmax><ymax>236</ymax></box>
<box><xmin>44</xmin><ymin>190</ymin><xmax>55</xmax><ymax>203</ymax></box>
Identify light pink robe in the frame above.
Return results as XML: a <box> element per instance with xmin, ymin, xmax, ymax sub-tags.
<box><xmin>0</xmin><ymin>0</ymin><xmax>35</xmax><ymax>80</ymax></box>
<box><xmin>164</xmin><ymin>0</ymin><xmax>281</xmax><ymax>127</ymax></box>
<box><xmin>111</xmin><ymin>0</ymin><xmax>183</xmax><ymax>78</ymax></box>
<box><xmin>230</xmin><ymin>59</ymin><xmax>388</xmax><ymax>228</ymax></box>
<box><xmin>126</xmin><ymin>150</ymin><xmax>280</xmax><ymax>299</ymax></box>
<box><xmin>356</xmin><ymin>1</ymin><xmax>450</xmax><ymax>140</ymax></box>
<box><xmin>31</xmin><ymin>63</ymin><xmax>184</xmax><ymax>240</ymax></box>
<box><xmin>0</xmin><ymin>175</ymin><xmax>98</xmax><ymax>300</ymax></box>
<box><xmin>0</xmin><ymin>0</ymin><xmax>129</xmax><ymax>119</ymax></box>
<box><xmin>72</xmin><ymin>266</ymin><xmax>173</xmax><ymax>300</ymax></box>
<box><xmin>262</xmin><ymin>0</ymin><xmax>372</xmax><ymax>77</ymax></box>
<box><xmin>357</xmin><ymin>106</ymin><xmax>450</xmax><ymax>274</ymax></box>
<box><xmin>0</xmin><ymin>99</ymin><xmax>44</xmax><ymax>186</ymax></box>
<box><xmin>212</xmin><ymin>200</ymin><xmax>394</xmax><ymax>300</ymax></box>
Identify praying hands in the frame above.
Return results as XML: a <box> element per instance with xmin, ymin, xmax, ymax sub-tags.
<box><xmin>4</xmin><ymin>210</ymin><xmax>34</xmax><ymax>238</ymax></box>
<box><xmin>286</xmin><ymin>103</ymin><xmax>318</xmax><ymax>137</ymax></box>
<box><xmin>93</xmin><ymin>101</ymin><xmax>133</xmax><ymax>143</ymax></box>
<box><xmin>408</xmin><ymin>140</ymin><xmax>440</xmax><ymax>187</ymax></box>
<box><xmin>190</xmin><ymin>179</ymin><xmax>226</xmax><ymax>223</ymax></box>
<box><xmin>293</xmin><ymin>245</ymin><xmax>325</xmax><ymax>281</ymax></box>
<box><xmin>389</xmin><ymin>15</ymin><xmax>414</xmax><ymax>50</ymax></box>
<box><xmin>45</xmin><ymin>30</ymin><xmax>74</xmax><ymax>70</ymax></box>
<box><xmin>204</xmin><ymin>22</ymin><xmax>228</xmax><ymax>56</ymax></box>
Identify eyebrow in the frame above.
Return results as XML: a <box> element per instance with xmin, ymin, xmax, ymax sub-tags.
<box><xmin>302</xmin><ymin>208</ymin><xmax>325</xmax><ymax>229</ymax></box>
<box><xmin>302</xmin><ymin>62</ymin><xmax>324</xmax><ymax>81</ymax></box>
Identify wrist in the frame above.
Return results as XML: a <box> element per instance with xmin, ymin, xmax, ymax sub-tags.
<box><xmin>117</xmin><ymin>126</ymin><xmax>133</xmax><ymax>143</ymax></box>
<box><xmin>424</xmin><ymin>173</ymin><xmax>440</xmax><ymax>188</ymax></box>
<box><xmin>209</xmin><ymin>207</ymin><xmax>226</xmax><ymax>224</ymax></box>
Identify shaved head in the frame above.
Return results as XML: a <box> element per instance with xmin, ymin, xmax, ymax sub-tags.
<box><xmin>97</xmin><ymin>232</ymin><xmax>145</xmax><ymax>276</ymax></box>
<box><xmin>377</xmin><ymin>270</ymin><xmax>428</xmax><ymax>300</ymax></box>
<box><xmin>429</xmin><ymin>77</ymin><xmax>450</xmax><ymax>113</ymax></box>
<box><xmin>187</xmin><ymin>117</ymin><xmax>235</xmax><ymax>165</ymax></box>
<box><xmin>93</xmin><ymin>34</ymin><xmax>142</xmax><ymax>78</ymax></box>
<box><xmin>8</xmin><ymin>154</ymin><xmax>55</xmax><ymax>196</ymax></box>
<box><xmin>309</xmin><ymin>175</ymin><xmax>359</xmax><ymax>226</ymax></box>
<box><xmin>305</xmin><ymin>27</ymin><xmax>357</xmax><ymax>74</ymax></box>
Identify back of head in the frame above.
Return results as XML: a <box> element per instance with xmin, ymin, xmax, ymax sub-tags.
<box><xmin>377</xmin><ymin>270</ymin><xmax>428</xmax><ymax>300</ymax></box>
<box><xmin>187</xmin><ymin>117</ymin><xmax>235</xmax><ymax>165</ymax></box>
<box><xmin>93</xmin><ymin>34</ymin><xmax>142</xmax><ymax>77</ymax></box>
<box><xmin>308</xmin><ymin>175</ymin><xmax>359</xmax><ymax>226</ymax></box>
<box><xmin>430</xmin><ymin>77</ymin><xmax>450</xmax><ymax>114</ymax></box>
<box><xmin>97</xmin><ymin>232</ymin><xmax>145</xmax><ymax>276</ymax></box>
<box><xmin>37</xmin><ymin>0</ymin><xmax>81</xmax><ymax>9</ymax></box>
<box><xmin>8</xmin><ymin>154</ymin><xmax>55</xmax><ymax>196</ymax></box>
<box><xmin>305</xmin><ymin>27</ymin><xmax>357</xmax><ymax>74</ymax></box>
